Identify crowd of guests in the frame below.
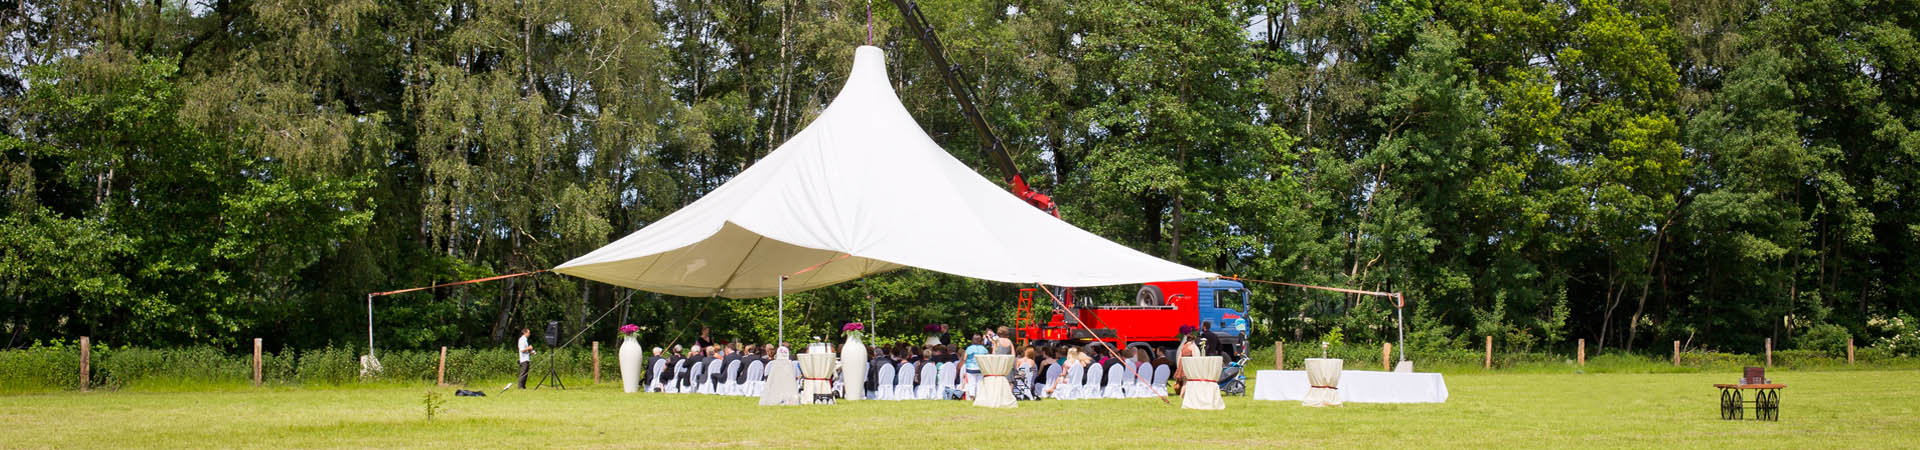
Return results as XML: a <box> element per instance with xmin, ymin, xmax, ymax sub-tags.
<box><xmin>636</xmin><ymin>324</ymin><xmax>1235</xmax><ymax>400</ymax></box>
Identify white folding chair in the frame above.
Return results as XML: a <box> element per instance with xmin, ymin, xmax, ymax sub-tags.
<box><xmin>917</xmin><ymin>363</ymin><xmax>939</xmax><ymax>399</ymax></box>
<box><xmin>875</xmin><ymin>363</ymin><xmax>897</xmax><ymax>400</ymax></box>
<box><xmin>937</xmin><ymin>363</ymin><xmax>958</xmax><ymax>398</ymax></box>
<box><xmin>1128</xmin><ymin>361</ymin><xmax>1150</xmax><ymax>398</ymax></box>
<box><xmin>691</xmin><ymin>361</ymin><xmax>711</xmax><ymax>394</ymax></box>
<box><xmin>745</xmin><ymin>360</ymin><xmax>765</xmax><ymax>396</ymax></box>
<box><xmin>1039</xmin><ymin>364</ymin><xmax>1062</xmax><ymax>399</ymax></box>
<box><xmin>723</xmin><ymin>360</ymin><xmax>742</xmax><ymax>395</ymax></box>
<box><xmin>1081</xmin><ymin>363</ymin><xmax>1104</xmax><ymax>400</ymax></box>
<box><xmin>1055</xmin><ymin>364</ymin><xmax>1083</xmax><ymax>400</ymax></box>
<box><xmin>1104</xmin><ymin>363</ymin><xmax>1128</xmax><ymax>398</ymax></box>
<box><xmin>894</xmin><ymin>363</ymin><xmax>916</xmax><ymax>400</ymax></box>
<box><xmin>1151</xmin><ymin>364</ymin><xmax>1171</xmax><ymax>396</ymax></box>
<box><xmin>669</xmin><ymin>360</ymin><xmax>688</xmax><ymax>394</ymax></box>
<box><xmin>648</xmin><ymin>358</ymin><xmax>668</xmax><ymax>392</ymax></box>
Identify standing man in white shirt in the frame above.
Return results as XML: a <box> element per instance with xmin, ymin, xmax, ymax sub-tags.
<box><xmin>517</xmin><ymin>327</ymin><xmax>535</xmax><ymax>389</ymax></box>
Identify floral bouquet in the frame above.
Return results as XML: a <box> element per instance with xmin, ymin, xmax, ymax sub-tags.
<box><xmin>843</xmin><ymin>322</ymin><xmax>865</xmax><ymax>340</ymax></box>
<box><xmin>619</xmin><ymin>324</ymin><xmax>640</xmax><ymax>338</ymax></box>
<box><xmin>923</xmin><ymin>323</ymin><xmax>946</xmax><ymax>333</ymax></box>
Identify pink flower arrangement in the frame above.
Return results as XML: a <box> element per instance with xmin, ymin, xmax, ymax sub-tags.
<box><xmin>924</xmin><ymin>323</ymin><xmax>946</xmax><ymax>333</ymax></box>
<box><xmin>842</xmin><ymin>322</ymin><xmax>864</xmax><ymax>332</ymax></box>
<box><xmin>619</xmin><ymin>324</ymin><xmax>640</xmax><ymax>337</ymax></box>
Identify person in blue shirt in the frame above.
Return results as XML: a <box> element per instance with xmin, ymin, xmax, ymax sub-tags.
<box><xmin>962</xmin><ymin>335</ymin><xmax>988</xmax><ymax>397</ymax></box>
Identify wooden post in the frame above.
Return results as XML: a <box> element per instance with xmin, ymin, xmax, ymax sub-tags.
<box><xmin>1274</xmin><ymin>341</ymin><xmax>1284</xmax><ymax>371</ymax></box>
<box><xmin>1673</xmin><ymin>340</ymin><xmax>1681</xmax><ymax>366</ymax></box>
<box><xmin>1758</xmin><ymin>338</ymin><xmax>1774</xmax><ymax>367</ymax></box>
<box><xmin>1382</xmin><ymin>342</ymin><xmax>1392</xmax><ymax>371</ymax></box>
<box><xmin>436</xmin><ymin>346</ymin><xmax>448</xmax><ymax>386</ymax></box>
<box><xmin>592</xmin><ymin>341</ymin><xmax>602</xmax><ymax>384</ymax></box>
<box><xmin>1577</xmin><ymin>338</ymin><xmax>1586</xmax><ymax>366</ymax></box>
<box><xmin>1847</xmin><ymin>338</ymin><xmax>1855</xmax><ymax>364</ymax></box>
<box><xmin>1484</xmin><ymin>336</ymin><xmax>1493</xmax><ymax>369</ymax></box>
<box><xmin>252</xmin><ymin>338</ymin><xmax>263</xmax><ymax>387</ymax></box>
<box><xmin>79</xmin><ymin>336</ymin><xmax>90</xmax><ymax>392</ymax></box>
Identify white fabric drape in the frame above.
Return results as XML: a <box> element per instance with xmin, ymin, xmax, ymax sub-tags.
<box><xmin>1251</xmin><ymin>370</ymin><xmax>1448</xmax><ymax>403</ymax></box>
<box><xmin>799</xmin><ymin>353</ymin><xmax>836</xmax><ymax>404</ymax></box>
<box><xmin>1302</xmin><ymin>358</ymin><xmax>1344</xmax><ymax>407</ymax></box>
<box><xmin>759</xmin><ymin>359</ymin><xmax>800</xmax><ymax>406</ymax></box>
<box><xmin>1180</xmin><ymin>356</ymin><xmax>1225</xmax><ymax>410</ymax></box>
<box><xmin>973</xmin><ymin>355</ymin><xmax>1017</xmax><ymax>408</ymax></box>
<box><xmin>552</xmin><ymin>46</ymin><xmax>1214</xmax><ymax>297</ymax></box>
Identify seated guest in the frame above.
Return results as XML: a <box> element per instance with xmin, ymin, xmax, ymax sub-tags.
<box><xmin>993</xmin><ymin>327</ymin><xmax>1015</xmax><ymax>354</ymax></box>
<box><xmin>963</xmin><ymin>336</ymin><xmax>988</xmax><ymax>389</ymax></box>
<box><xmin>866</xmin><ymin>346</ymin><xmax>891</xmax><ymax>394</ymax></box>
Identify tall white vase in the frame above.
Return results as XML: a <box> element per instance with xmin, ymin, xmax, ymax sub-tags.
<box><xmin>619</xmin><ymin>336</ymin><xmax>642</xmax><ymax>393</ymax></box>
<box><xmin>841</xmin><ymin>334</ymin><xmax>867</xmax><ymax>401</ymax></box>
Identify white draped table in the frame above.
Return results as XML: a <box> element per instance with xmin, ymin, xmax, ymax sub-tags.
<box><xmin>1301</xmin><ymin>358</ymin><xmax>1344</xmax><ymax>407</ymax></box>
<box><xmin>799</xmin><ymin>353</ymin><xmax>836</xmax><ymax>404</ymax></box>
<box><xmin>1180</xmin><ymin>356</ymin><xmax>1225</xmax><ymax>410</ymax></box>
<box><xmin>972</xmin><ymin>355</ymin><xmax>1017</xmax><ymax>408</ymax></box>
<box><xmin>758</xmin><ymin>358</ymin><xmax>801</xmax><ymax>406</ymax></box>
<box><xmin>1253</xmin><ymin>368</ymin><xmax>1448</xmax><ymax>404</ymax></box>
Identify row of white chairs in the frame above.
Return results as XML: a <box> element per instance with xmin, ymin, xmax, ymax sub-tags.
<box><xmin>640</xmin><ymin>357</ymin><xmax>1172</xmax><ymax>401</ymax></box>
<box><xmin>646</xmin><ymin>357</ymin><xmax>773</xmax><ymax>396</ymax></box>
<box><xmin>1037</xmin><ymin>361</ymin><xmax>1170</xmax><ymax>400</ymax></box>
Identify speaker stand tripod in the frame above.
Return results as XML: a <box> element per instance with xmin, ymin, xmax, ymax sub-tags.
<box><xmin>533</xmin><ymin>347</ymin><xmax>566</xmax><ymax>390</ymax></box>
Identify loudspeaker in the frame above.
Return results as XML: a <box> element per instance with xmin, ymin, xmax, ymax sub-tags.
<box><xmin>544</xmin><ymin>321</ymin><xmax>561</xmax><ymax>347</ymax></box>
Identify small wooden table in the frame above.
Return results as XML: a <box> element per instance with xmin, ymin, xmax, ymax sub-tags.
<box><xmin>1713</xmin><ymin>384</ymin><xmax>1784</xmax><ymax>421</ymax></box>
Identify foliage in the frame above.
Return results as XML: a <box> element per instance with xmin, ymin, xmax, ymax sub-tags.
<box><xmin>1796</xmin><ymin>323</ymin><xmax>1852</xmax><ymax>356</ymax></box>
<box><xmin>421</xmin><ymin>389</ymin><xmax>444</xmax><ymax>421</ymax></box>
<box><xmin>1</xmin><ymin>0</ymin><xmax>1916</xmax><ymax>357</ymax></box>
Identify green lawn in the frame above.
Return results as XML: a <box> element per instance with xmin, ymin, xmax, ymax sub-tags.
<box><xmin>2</xmin><ymin>370</ymin><xmax>1914</xmax><ymax>448</ymax></box>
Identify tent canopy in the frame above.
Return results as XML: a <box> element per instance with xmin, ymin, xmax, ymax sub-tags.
<box><xmin>554</xmin><ymin>46</ymin><xmax>1214</xmax><ymax>298</ymax></box>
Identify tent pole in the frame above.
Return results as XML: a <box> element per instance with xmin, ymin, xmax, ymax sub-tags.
<box><xmin>1395</xmin><ymin>293</ymin><xmax>1406</xmax><ymax>362</ymax></box>
<box><xmin>778</xmin><ymin>276</ymin><xmax>786</xmax><ymax>346</ymax></box>
<box><xmin>366</xmin><ymin>294</ymin><xmax>375</xmax><ymax>359</ymax></box>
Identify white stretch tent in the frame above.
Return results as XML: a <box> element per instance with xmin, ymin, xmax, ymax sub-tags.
<box><xmin>554</xmin><ymin>45</ymin><xmax>1212</xmax><ymax>301</ymax></box>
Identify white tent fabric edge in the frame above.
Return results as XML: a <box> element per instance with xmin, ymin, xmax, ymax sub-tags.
<box><xmin>553</xmin><ymin>45</ymin><xmax>1213</xmax><ymax>303</ymax></box>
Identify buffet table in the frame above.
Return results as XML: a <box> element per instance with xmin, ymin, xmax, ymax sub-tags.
<box><xmin>973</xmin><ymin>354</ymin><xmax>1016</xmax><ymax>408</ymax></box>
<box><xmin>1180</xmin><ymin>356</ymin><xmax>1225</xmax><ymax>410</ymax></box>
<box><xmin>798</xmin><ymin>353</ymin><xmax>836</xmax><ymax>404</ymax></box>
<box><xmin>1253</xmin><ymin>368</ymin><xmax>1448</xmax><ymax>404</ymax></box>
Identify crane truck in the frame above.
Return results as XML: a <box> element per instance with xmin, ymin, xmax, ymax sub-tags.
<box><xmin>888</xmin><ymin>0</ymin><xmax>1250</xmax><ymax>359</ymax></box>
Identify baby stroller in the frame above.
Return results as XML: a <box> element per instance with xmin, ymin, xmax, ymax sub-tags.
<box><xmin>1011</xmin><ymin>366</ymin><xmax>1037</xmax><ymax>401</ymax></box>
<box><xmin>1219</xmin><ymin>357</ymin><xmax>1248</xmax><ymax>396</ymax></box>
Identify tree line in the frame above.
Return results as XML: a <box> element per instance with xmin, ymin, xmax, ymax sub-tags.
<box><xmin>2</xmin><ymin>0</ymin><xmax>1915</xmax><ymax>355</ymax></box>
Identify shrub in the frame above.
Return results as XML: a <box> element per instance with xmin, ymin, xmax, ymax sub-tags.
<box><xmin>1796</xmin><ymin>323</ymin><xmax>1851</xmax><ymax>356</ymax></box>
<box><xmin>296</xmin><ymin>346</ymin><xmax>358</xmax><ymax>385</ymax></box>
<box><xmin>0</xmin><ymin>343</ymin><xmax>83</xmax><ymax>391</ymax></box>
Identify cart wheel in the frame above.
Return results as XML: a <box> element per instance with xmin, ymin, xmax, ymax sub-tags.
<box><xmin>1731</xmin><ymin>389</ymin><xmax>1744</xmax><ymax>420</ymax></box>
<box><xmin>1728</xmin><ymin>390</ymin><xmax>1743</xmax><ymax>419</ymax></box>
<box><xmin>1759</xmin><ymin>390</ymin><xmax>1778</xmax><ymax>421</ymax></box>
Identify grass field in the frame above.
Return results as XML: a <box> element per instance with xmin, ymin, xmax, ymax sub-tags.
<box><xmin>3</xmin><ymin>369</ymin><xmax>1916</xmax><ymax>448</ymax></box>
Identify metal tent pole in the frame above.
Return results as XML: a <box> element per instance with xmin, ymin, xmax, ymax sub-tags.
<box><xmin>778</xmin><ymin>276</ymin><xmax>786</xmax><ymax>346</ymax></box>
<box><xmin>367</xmin><ymin>294</ymin><xmax>376</xmax><ymax>359</ymax></box>
<box><xmin>1396</xmin><ymin>293</ymin><xmax>1406</xmax><ymax>362</ymax></box>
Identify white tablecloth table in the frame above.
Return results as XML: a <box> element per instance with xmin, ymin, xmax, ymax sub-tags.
<box><xmin>799</xmin><ymin>353</ymin><xmax>836</xmax><ymax>404</ymax></box>
<box><xmin>1180</xmin><ymin>356</ymin><xmax>1225</xmax><ymax>410</ymax></box>
<box><xmin>758</xmin><ymin>359</ymin><xmax>800</xmax><ymax>406</ymax></box>
<box><xmin>1252</xmin><ymin>369</ymin><xmax>1449</xmax><ymax>403</ymax></box>
<box><xmin>1302</xmin><ymin>358</ymin><xmax>1343</xmax><ymax>407</ymax></box>
<box><xmin>973</xmin><ymin>355</ymin><xmax>1017</xmax><ymax>408</ymax></box>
